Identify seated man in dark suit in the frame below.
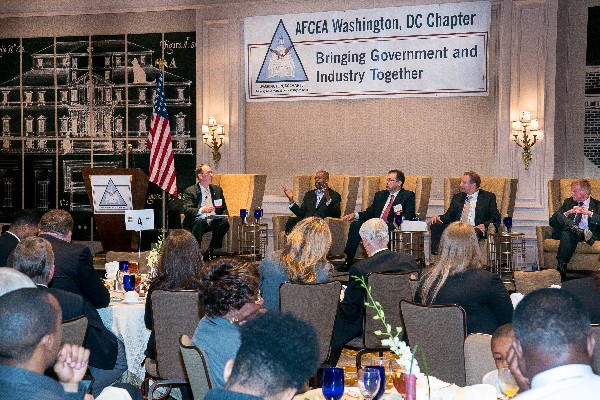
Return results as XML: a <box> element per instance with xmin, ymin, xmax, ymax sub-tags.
<box><xmin>0</xmin><ymin>209</ymin><xmax>39</xmax><ymax>267</ymax></box>
<box><xmin>182</xmin><ymin>164</ymin><xmax>229</xmax><ymax>261</ymax></box>
<box><xmin>8</xmin><ymin>236</ymin><xmax>128</xmax><ymax>397</ymax></box>
<box><xmin>282</xmin><ymin>170</ymin><xmax>342</xmax><ymax>233</ymax></box>
<box><xmin>340</xmin><ymin>169</ymin><xmax>415</xmax><ymax>270</ymax></box>
<box><xmin>329</xmin><ymin>218</ymin><xmax>417</xmax><ymax>366</ymax></box>
<box><xmin>549</xmin><ymin>179</ymin><xmax>600</xmax><ymax>281</ymax></box>
<box><xmin>430</xmin><ymin>170</ymin><xmax>500</xmax><ymax>255</ymax></box>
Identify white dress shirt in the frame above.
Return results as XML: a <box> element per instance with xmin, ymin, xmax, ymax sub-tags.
<box><xmin>514</xmin><ymin>364</ymin><xmax>600</xmax><ymax>400</ymax></box>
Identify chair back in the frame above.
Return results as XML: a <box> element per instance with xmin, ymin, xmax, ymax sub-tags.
<box><xmin>105</xmin><ymin>251</ymin><xmax>150</xmax><ymax>273</ymax></box>
<box><xmin>363</xmin><ymin>271</ymin><xmax>414</xmax><ymax>348</ymax></box>
<box><xmin>513</xmin><ymin>270</ymin><xmax>561</xmax><ymax>295</ymax></box>
<box><xmin>213</xmin><ymin>174</ymin><xmax>267</xmax><ymax>216</ymax></box>
<box><xmin>292</xmin><ymin>174</ymin><xmax>360</xmax><ymax>216</ymax></box>
<box><xmin>400</xmin><ymin>300</ymin><xmax>467</xmax><ymax>386</ymax></box>
<box><xmin>152</xmin><ymin>290</ymin><xmax>203</xmax><ymax>379</ymax></box>
<box><xmin>61</xmin><ymin>315</ymin><xmax>88</xmax><ymax>346</ymax></box>
<box><xmin>548</xmin><ymin>179</ymin><xmax>600</xmax><ymax>216</ymax></box>
<box><xmin>361</xmin><ymin>176</ymin><xmax>432</xmax><ymax>219</ymax></box>
<box><xmin>279</xmin><ymin>280</ymin><xmax>342</xmax><ymax>364</ymax></box>
<box><xmin>464</xmin><ymin>333</ymin><xmax>495</xmax><ymax>385</ymax></box>
<box><xmin>444</xmin><ymin>177</ymin><xmax>518</xmax><ymax>218</ymax></box>
<box><xmin>592</xmin><ymin>325</ymin><xmax>600</xmax><ymax>374</ymax></box>
<box><xmin>179</xmin><ymin>334</ymin><xmax>213</xmax><ymax>399</ymax></box>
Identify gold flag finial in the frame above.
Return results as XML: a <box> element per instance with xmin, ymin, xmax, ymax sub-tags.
<box><xmin>155</xmin><ymin>59</ymin><xmax>166</xmax><ymax>69</ymax></box>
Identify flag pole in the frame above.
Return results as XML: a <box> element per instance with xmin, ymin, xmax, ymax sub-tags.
<box><xmin>155</xmin><ymin>57</ymin><xmax>167</xmax><ymax>232</ymax></box>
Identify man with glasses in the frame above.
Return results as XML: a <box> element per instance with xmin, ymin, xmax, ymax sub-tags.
<box><xmin>340</xmin><ymin>169</ymin><xmax>415</xmax><ymax>271</ymax></box>
<box><xmin>429</xmin><ymin>170</ymin><xmax>500</xmax><ymax>256</ymax></box>
<box><xmin>282</xmin><ymin>170</ymin><xmax>341</xmax><ymax>233</ymax></box>
<box><xmin>182</xmin><ymin>164</ymin><xmax>229</xmax><ymax>261</ymax></box>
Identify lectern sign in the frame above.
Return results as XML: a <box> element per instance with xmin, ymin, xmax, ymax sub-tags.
<box><xmin>245</xmin><ymin>1</ymin><xmax>491</xmax><ymax>101</ymax></box>
<box><xmin>90</xmin><ymin>175</ymin><xmax>133</xmax><ymax>214</ymax></box>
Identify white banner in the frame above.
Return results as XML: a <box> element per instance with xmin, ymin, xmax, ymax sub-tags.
<box><xmin>90</xmin><ymin>175</ymin><xmax>133</xmax><ymax>214</ymax></box>
<box><xmin>245</xmin><ymin>1</ymin><xmax>491</xmax><ymax>101</ymax></box>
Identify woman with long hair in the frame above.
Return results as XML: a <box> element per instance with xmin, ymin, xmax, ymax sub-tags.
<box><xmin>259</xmin><ymin>217</ymin><xmax>333</xmax><ymax>310</ymax></box>
<box><xmin>415</xmin><ymin>221</ymin><xmax>512</xmax><ymax>334</ymax></box>
<box><xmin>144</xmin><ymin>229</ymin><xmax>203</xmax><ymax>361</ymax></box>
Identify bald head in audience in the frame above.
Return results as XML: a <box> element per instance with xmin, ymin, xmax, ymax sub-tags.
<box><xmin>0</xmin><ymin>267</ymin><xmax>35</xmax><ymax>296</ymax></box>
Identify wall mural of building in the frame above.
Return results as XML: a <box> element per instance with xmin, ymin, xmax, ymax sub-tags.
<box><xmin>0</xmin><ymin>32</ymin><xmax>196</xmax><ymax>239</ymax></box>
<box><xmin>585</xmin><ymin>7</ymin><xmax>600</xmax><ymax>168</ymax></box>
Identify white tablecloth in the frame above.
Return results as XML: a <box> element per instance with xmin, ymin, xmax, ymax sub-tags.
<box><xmin>98</xmin><ymin>299</ymin><xmax>150</xmax><ymax>384</ymax></box>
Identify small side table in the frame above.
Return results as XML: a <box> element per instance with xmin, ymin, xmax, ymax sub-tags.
<box><xmin>487</xmin><ymin>232</ymin><xmax>525</xmax><ymax>282</ymax></box>
<box><xmin>238</xmin><ymin>223</ymin><xmax>268</xmax><ymax>262</ymax></box>
<box><xmin>390</xmin><ymin>230</ymin><xmax>426</xmax><ymax>267</ymax></box>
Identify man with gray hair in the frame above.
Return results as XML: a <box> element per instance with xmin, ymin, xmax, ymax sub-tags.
<box><xmin>0</xmin><ymin>267</ymin><xmax>35</xmax><ymax>296</ymax></box>
<box><xmin>328</xmin><ymin>218</ymin><xmax>417</xmax><ymax>366</ymax></box>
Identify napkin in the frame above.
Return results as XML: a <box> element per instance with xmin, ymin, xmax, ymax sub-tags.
<box><xmin>105</xmin><ymin>261</ymin><xmax>119</xmax><ymax>280</ymax></box>
<box><xmin>510</xmin><ymin>292</ymin><xmax>524</xmax><ymax>308</ymax></box>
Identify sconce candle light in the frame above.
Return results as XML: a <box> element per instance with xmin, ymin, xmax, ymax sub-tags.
<box><xmin>512</xmin><ymin>111</ymin><xmax>539</xmax><ymax>170</ymax></box>
<box><xmin>202</xmin><ymin>117</ymin><xmax>225</xmax><ymax>169</ymax></box>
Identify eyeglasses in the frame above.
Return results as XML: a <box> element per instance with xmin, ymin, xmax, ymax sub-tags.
<box><xmin>386</xmin><ymin>178</ymin><xmax>398</xmax><ymax>182</ymax></box>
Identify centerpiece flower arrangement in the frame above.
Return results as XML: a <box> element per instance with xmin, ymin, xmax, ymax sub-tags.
<box><xmin>146</xmin><ymin>231</ymin><xmax>164</xmax><ymax>278</ymax></box>
<box><xmin>355</xmin><ymin>275</ymin><xmax>430</xmax><ymax>399</ymax></box>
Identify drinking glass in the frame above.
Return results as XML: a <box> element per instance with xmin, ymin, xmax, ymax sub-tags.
<box><xmin>503</xmin><ymin>215</ymin><xmax>513</xmax><ymax>233</ymax></box>
<box><xmin>357</xmin><ymin>368</ymin><xmax>381</xmax><ymax>400</ymax></box>
<box><xmin>240</xmin><ymin>208</ymin><xmax>248</xmax><ymax>224</ymax></box>
<box><xmin>322</xmin><ymin>367</ymin><xmax>344</xmax><ymax>400</ymax></box>
<box><xmin>365</xmin><ymin>365</ymin><xmax>385</xmax><ymax>399</ymax></box>
<box><xmin>128</xmin><ymin>261</ymin><xmax>138</xmax><ymax>274</ymax></box>
<box><xmin>498</xmin><ymin>368</ymin><xmax>519</xmax><ymax>398</ymax></box>
<box><xmin>394</xmin><ymin>213</ymin><xmax>403</xmax><ymax>229</ymax></box>
<box><xmin>493</xmin><ymin>216</ymin><xmax>501</xmax><ymax>233</ymax></box>
<box><xmin>254</xmin><ymin>208</ymin><xmax>262</xmax><ymax>224</ymax></box>
<box><xmin>123</xmin><ymin>274</ymin><xmax>135</xmax><ymax>292</ymax></box>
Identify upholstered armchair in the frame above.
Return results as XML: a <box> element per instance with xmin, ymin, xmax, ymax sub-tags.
<box><xmin>443</xmin><ymin>176</ymin><xmax>518</xmax><ymax>265</ymax></box>
<box><xmin>536</xmin><ymin>179</ymin><xmax>600</xmax><ymax>271</ymax></box>
<box><xmin>271</xmin><ymin>174</ymin><xmax>360</xmax><ymax>256</ymax></box>
<box><xmin>197</xmin><ymin>174</ymin><xmax>267</xmax><ymax>254</ymax></box>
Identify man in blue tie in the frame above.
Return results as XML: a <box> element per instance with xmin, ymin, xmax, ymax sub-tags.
<box><xmin>550</xmin><ymin>179</ymin><xmax>600</xmax><ymax>281</ymax></box>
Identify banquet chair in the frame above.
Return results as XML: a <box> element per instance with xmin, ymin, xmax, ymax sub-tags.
<box><xmin>592</xmin><ymin>325</ymin><xmax>600</xmax><ymax>374</ymax></box>
<box><xmin>272</xmin><ymin>174</ymin><xmax>360</xmax><ymax>256</ymax></box>
<box><xmin>343</xmin><ymin>271</ymin><xmax>414</xmax><ymax>369</ymax></box>
<box><xmin>143</xmin><ymin>290</ymin><xmax>203</xmax><ymax>400</ymax></box>
<box><xmin>513</xmin><ymin>270</ymin><xmax>561</xmax><ymax>295</ymax></box>
<box><xmin>61</xmin><ymin>315</ymin><xmax>88</xmax><ymax>346</ymax></box>
<box><xmin>537</xmin><ymin>179</ymin><xmax>600</xmax><ymax>271</ymax></box>
<box><xmin>400</xmin><ymin>301</ymin><xmax>467</xmax><ymax>386</ymax></box>
<box><xmin>106</xmin><ymin>251</ymin><xmax>150</xmax><ymax>273</ymax></box>
<box><xmin>443</xmin><ymin>176</ymin><xmax>518</xmax><ymax>265</ymax></box>
<box><xmin>463</xmin><ymin>333</ymin><xmax>495</xmax><ymax>385</ymax></box>
<box><xmin>279</xmin><ymin>280</ymin><xmax>342</xmax><ymax>365</ymax></box>
<box><xmin>179</xmin><ymin>334</ymin><xmax>213</xmax><ymax>400</ymax></box>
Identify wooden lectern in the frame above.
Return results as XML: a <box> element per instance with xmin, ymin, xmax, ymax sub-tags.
<box><xmin>81</xmin><ymin>168</ymin><xmax>149</xmax><ymax>252</ymax></box>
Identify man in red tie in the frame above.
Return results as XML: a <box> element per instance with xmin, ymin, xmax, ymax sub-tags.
<box><xmin>550</xmin><ymin>179</ymin><xmax>600</xmax><ymax>281</ymax></box>
<box><xmin>340</xmin><ymin>169</ymin><xmax>415</xmax><ymax>271</ymax></box>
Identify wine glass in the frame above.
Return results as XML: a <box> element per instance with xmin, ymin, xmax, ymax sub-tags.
<box><xmin>322</xmin><ymin>367</ymin><xmax>344</xmax><ymax>400</ymax></box>
<box><xmin>498</xmin><ymin>367</ymin><xmax>519</xmax><ymax>398</ymax></box>
<box><xmin>239</xmin><ymin>208</ymin><xmax>248</xmax><ymax>224</ymax></box>
<box><xmin>493</xmin><ymin>216</ymin><xmax>501</xmax><ymax>233</ymax></box>
<box><xmin>503</xmin><ymin>215</ymin><xmax>513</xmax><ymax>233</ymax></box>
<box><xmin>394</xmin><ymin>213</ymin><xmax>403</xmax><ymax>229</ymax></box>
<box><xmin>357</xmin><ymin>368</ymin><xmax>381</xmax><ymax>400</ymax></box>
<box><xmin>365</xmin><ymin>365</ymin><xmax>385</xmax><ymax>400</ymax></box>
<box><xmin>254</xmin><ymin>208</ymin><xmax>263</xmax><ymax>224</ymax></box>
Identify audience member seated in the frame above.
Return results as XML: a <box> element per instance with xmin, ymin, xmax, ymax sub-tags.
<box><xmin>0</xmin><ymin>266</ymin><xmax>35</xmax><ymax>296</ymax></box>
<box><xmin>0</xmin><ymin>209</ymin><xmax>39</xmax><ymax>267</ymax></box>
<box><xmin>259</xmin><ymin>217</ymin><xmax>333</xmax><ymax>311</ymax></box>
<box><xmin>282</xmin><ymin>170</ymin><xmax>342</xmax><ymax>233</ymax></box>
<box><xmin>205</xmin><ymin>311</ymin><xmax>320</xmax><ymax>400</ymax></box>
<box><xmin>0</xmin><ymin>288</ymin><xmax>91</xmax><ymax>399</ymax></box>
<box><xmin>39</xmin><ymin>210</ymin><xmax>110</xmax><ymax>308</ymax></box>
<box><xmin>329</xmin><ymin>218</ymin><xmax>417</xmax><ymax>366</ymax></box>
<box><xmin>415</xmin><ymin>221</ymin><xmax>513</xmax><ymax>334</ymax></box>
<box><xmin>561</xmin><ymin>271</ymin><xmax>600</xmax><ymax>323</ymax></box>
<box><xmin>429</xmin><ymin>171</ymin><xmax>500</xmax><ymax>255</ymax></box>
<box><xmin>508</xmin><ymin>288</ymin><xmax>600</xmax><ymax>399</ymax></box>
<box><xmin>193</xmin><ymin>258</ymin><xmax>264</xmax><ymax>389</ymax></box>
<box><xmin>144</xmin><ymin>229</ymin><xmax>203</xmax><ymax>362</ymax></box>
<box><xmin>7</xmin><ymin>236</ymin><xmax>128</xmax><ymax>397</ymax></box>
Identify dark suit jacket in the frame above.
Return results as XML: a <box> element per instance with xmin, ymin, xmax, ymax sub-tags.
<box><xmin>37</xmin><ymin>284</ymin><xmax>84</xmax><ymax>321</ymax></box>
<box><xmin>414</xmin><ymin>269</ymin><xmax>513</xmax><ymax>334</ymax></box>
<box><xmin>290</xmin><ymin>188</ymin><xmax>342</xmax><ymax>220</ymax></box>
<box><xmin>550</xmin><ymin>197</ymin><xmax>600</xmax><ymax>239</ymax></box>
<box><xmin>358</xmin><ymin>189</ymin><xmax>416</xmax><ymax>223</ymax></box>
<box><xmin>182</xmin><ymin>183</ymin><xmax>229</xmax><ymax>230</ymax></box>
<box><xmin>41</xmin><ymin>234</ymin><xmax>110</xmax><ymax>309</ymax></box>
<box><xmin>337</xmin><ymin>250</ymin><xmax>417</xmax><ymax>332</ymax></box>
<box><xmin>0</xmin><ymin>231</ymin><xmax>19</xmax><ymax>267</ymax></box>
<box><xmin>439</xmin><ymin>189</ymin><xmax>500</xmax><ymax>228</ymax></box>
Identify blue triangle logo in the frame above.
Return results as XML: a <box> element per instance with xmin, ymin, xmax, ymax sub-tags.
<box><xmin>99</xmin><ymin>178</ymin><xmax>127</xmax><ymax>206</ymax></box>
<box><xmin>256</xmin><ymin>20</ymin><xmax>308</xmax><ymax>83</ymax></box>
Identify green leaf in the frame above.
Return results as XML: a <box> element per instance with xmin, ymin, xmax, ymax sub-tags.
<box><xmin>374</xmin><ymin>330</ymin><xmax>382</xmax><ymax>335</ymax></box>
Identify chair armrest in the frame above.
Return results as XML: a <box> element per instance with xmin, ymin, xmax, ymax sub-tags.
<box><xmin>536</xmin><ymin>225</ymin><xmax>552</xmax><ymax>270</ymax></box>
<box><xmin>272</xmin><ymin>216</ymin><xmax>290</xmax><ymax>251</ymax></box>
<box><xmin>227</xmin><ymin>215</ymin><xmax>242</xmax><ymax>254</ymax></box>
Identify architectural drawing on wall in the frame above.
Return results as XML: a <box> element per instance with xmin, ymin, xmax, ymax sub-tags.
<box><xmin>0</xmin><ymin>39</ymin><xmax>193</xmax><ymax>155</ymax></box>
<box><xmin>585</xmin><ymin>7</ymin><xmax>600</xmax><ymax>168</ymax></box>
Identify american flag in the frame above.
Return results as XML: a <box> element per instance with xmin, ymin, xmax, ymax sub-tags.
<box><xmin>148</xmin><ymin>72</ymin><xmax>178</xmax><ymax>196</ymax></box>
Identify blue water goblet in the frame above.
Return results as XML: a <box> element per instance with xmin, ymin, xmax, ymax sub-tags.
<box><xmin>322</xmin><ymin>367</ymin><xmax>344</xmax><ymax>400</ymax></box>
<box><xmin>357</xmin><ymin>367</ymin><xmax>381</xmax><ymax>400</ymax></box>
<box><xmin>240</xmin><ymin>208</ymin><xmax>248</xmax><ymax>224</ymax></box>
<box><xmin>503</xmin><ymin>215</ymin><xmax>513</xmax><ymax>233</ymax></box>
<box><xmin>394</xmin><ymin>213</ymin><xmax>403</xmax><ymax>229</ymax></box>
<box><xmin>123</xmin><ymin>274</ymin><xmax>135</xmax><ymax>292</ymax></box>
<box><xmin>254</xmin><ymin>208</ymin><xmax>261</xmax><ymax>224</ymax></box>
<box><xmin>493</xmin><ymin>216</ymin><xmax>501</xmax><ymax>233</ymax></box>
<box><xmin>366</xmin><ymin>365</ymin><xmax>385</xmax><ymax>400</ymax></box>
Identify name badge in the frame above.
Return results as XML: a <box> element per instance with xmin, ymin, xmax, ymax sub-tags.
<box><xmin>214</xmin><ymin>199</ymin><xmax>223</xmax><ymax>208</ymax></box>
<box><xmin>393</xmin><ymin>204</ymin><xmax>403</xmax><ymax>213</ymax></box>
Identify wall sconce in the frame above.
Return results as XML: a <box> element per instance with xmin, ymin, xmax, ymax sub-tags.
<box><xmin>512</xmin><ymin>111</ymin><xmax>539</xmax><ymax>170</ymax></box>
<box><xmin>202</xmin><ymin>117</ymin><xmax>225</xmax><ymax>169</ymax></box>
